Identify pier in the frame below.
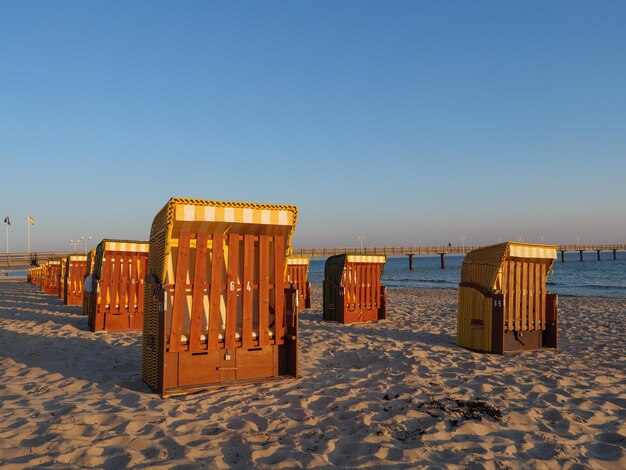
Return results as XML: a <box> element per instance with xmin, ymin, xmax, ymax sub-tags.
<box><xmin>290</xmin><ymin>244</ymin><xmax>626</xmax><ymax>269</ymax></box>
<box><xmin>1</xmin><ymin>244</ymin><xmax>625</xmax><ymax>268</ymax></box>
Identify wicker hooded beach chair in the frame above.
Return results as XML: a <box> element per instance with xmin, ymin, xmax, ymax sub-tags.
<box><xmin>87</xmin><ymin>239</ymin><xmax>149</xmax><ymax>332</ymax></box>
<box><xmin>323</xmin><ymin>254</ymin><xmax>387</xmax><ymax>324</ymax></box>
<box><xmin>457</xmin><ymin>242</ymin><xmax>558</xmax><ymax>354</ymax></box>
<box><xmin>57</xmin><ymin>256</ymin><xmax>68</xmax><ymax>301</ymax></box>
<box><xmin>64</xmin><ymin>254</ymin><xmax>87</xmax><ymax>306</ymax></box>
<box><xmin>286</xmin><ymin>257</ymin><xmax>311</xmax><ymax>309</ymax></box>
<box><xmin>42</xmin><ymin>260</ymin><xmax>61</xmax><ymax>295</ymax></box>
<box><xmin>82</xmin><ymin>248</ymin><xmax>96</xmax><ymax>315</ymax></box>
<box><xmin>142</xmin><ymin>198</ymin><xmax>300</xmax><ymax>397</ymax></box>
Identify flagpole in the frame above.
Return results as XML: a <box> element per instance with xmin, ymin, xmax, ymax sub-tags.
<box><xmin>27</xmin><ymin>216</ymin><xmax>31</xmax><ymax>254</ymax></box>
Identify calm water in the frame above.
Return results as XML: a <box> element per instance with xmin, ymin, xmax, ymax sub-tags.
<box><xmin>308</xmin><ymin>252</ymin><xmax>626</xmax><ymax>298</ymax></box>
<box><xmin>5</xmin><ymin>252</ymin><xmax>625</xmax><ymax>297</ymax></box>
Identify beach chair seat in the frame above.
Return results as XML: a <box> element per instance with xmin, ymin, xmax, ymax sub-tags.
<box><xmin>286</xmin><ymin>257</ymin><xmax>311</xmax><ymax>309</ymax></box>
<box><xmin>457</xmin><ymin>242</ymin><xmax>558</xmax><ymax>354</ymax></box>
<box><xmin>141</xmin><ymin>198</ymin><xmax>299</xmax><ymax>397</ymax></box>
<box><xmin>323</xmin><ymin>254</ymin><xmax>386</xmax><ymax>324</ymax></box>
<box><xmin>87</xmin><ymin>240</ymin><xmax>149</xmax><ymax>332</ymax></box>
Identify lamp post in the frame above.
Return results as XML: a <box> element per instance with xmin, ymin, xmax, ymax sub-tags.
<box><xmin>357</xmin><ymin>235</ymin><xmax>365</xmax><ymax>253</ymax></box>
<box><xmin>460</xmin><ymin>235</ymin><xmax>465</xmax><ymax>253</ymax></box>
<box><xmin>539</xmin><ymin>236</ymin><xmax>544</xmax><ymax>243</ymax></box>
<box><xmin>79</xmin><ymin>235</ymin><xmax>92</xmax><ymax>255</ymax></box>
<box><xmin>69</xmin><ymin>240</ymin><xmax>79</xmax><ymax>252</ymax></box>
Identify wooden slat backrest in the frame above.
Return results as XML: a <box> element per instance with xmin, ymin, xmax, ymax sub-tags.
<box><xmin>169</xmin><ymin>232</ymin><xmax>192</xmax><ymax>352</ymax></box>
<box><xmin>208</xmin><ymin>233</ymin><xmax>224</xmax><ymax>350</ymax></box>
<box><xmin>286</xmin><ymin>264</ymin><xmax>308</xmax><ymax>306</ymax></box>
<box><xmin>139</xmin><ymin>255</ymin><xmax>148</xmax><ymax>308</ymax></box>
<box><xmin>501</xmin><ymin>257</ymin><xmax>550</xmax><ymax>332</ymax></box>
<box><xmin>274</xmin><ymin>236</ymin><xmax>285</xmax><ymax>345</ymax></box>
<box><xmin>533</xmin><ymin>263</ymin><xmax>541</xmax><ymax>330</ymax></box>
<box><xmin>100</xmin><ymin>253</ymin><xmax>112</xmax><ymax>311</ymax></box>
<box><xmin>165</xmin><ymin>232</ymin><xmax>287</xmax><ymax>352</ymax></box>
<box><xmin>119</xmin><ymin>254</ymin><xmax>129</xmax><ymax>309</ymax></box>
<box><xmin>128</xmin><ymin>253</ymin><xmax>140</xmax><ymax>310</ymax></box>
<box><xmin>258</xmin><ymin>235</ymin><xmax>270</xmax><ymax>347</ymax></box>
<box><xmin>189</xmin><ymin>232</ymin><xmax>208</xmax><ymax>351</ymax></box>
<box><xmin>225</xmin><ymin>233</ymin><xmax>240</xmax><ymax>350</ymax></box>
<box><xmin>242</xmin><ymin>235</ymin><xmax>255</xmax><ymax>348</ymax></box>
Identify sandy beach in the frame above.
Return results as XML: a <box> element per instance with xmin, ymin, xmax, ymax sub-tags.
<box><xmin>0</xmin><ymin>278</ymin><xmax>624</xmax><ymax>469</ymax></box>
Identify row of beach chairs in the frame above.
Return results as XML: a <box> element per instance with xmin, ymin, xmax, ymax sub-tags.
<box><xmin>28</xmin><ymin>197</ymin><xmax>559</xmax><ymax>397</ymax></box>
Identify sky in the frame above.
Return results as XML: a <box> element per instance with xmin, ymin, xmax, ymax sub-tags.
<box><xmin>1</xmin><ymin>1</ymin><xmax>625</xmax><ymax>252</ymax></box>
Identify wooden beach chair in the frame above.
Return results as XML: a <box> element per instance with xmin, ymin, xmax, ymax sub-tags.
<box><xmin>87</xmin><ymin>239</ymin><xmax>149</xmax><ymax>332</ymax></box>
<box><xmin>286</xmin><ymin>257</ymin><xmax>311</xmax><ymax>309</ymax></box>
<box><xmin>64</xmin><ymin>255</ymin><xmax>87</xmax><ymax>306</ymax></box>
<box><xmin>57</xmin><ymin>256</ymin><xmax>68</xmax><ymax>300</ymax></box>
<box><xmin>323</xmin><ymin>254</ymin><xmax>387</xmax><ymax>324</ymax></box>
<box><xmin>42</xmin><ymin>260</ymin><xmax>61</xmax><ymax>295</ymax></box>
<box><xmin>141</xmin><ymin>198</ymin><xmax>299</xmax><ymax>398</ymax></box>
<box><xmin>457</xmin><ymin>242</ymin><xmax>558</xmax><ymax>354</ymax></box>
<box><xmin>30</xmin><ymin>265</ymin><xmax>43</xmax><ymax>288</ymax></box>
<box><xmin>82</xmin><ymin>248</ymin><xmax>96</xmax><ymax>315</ymax></box>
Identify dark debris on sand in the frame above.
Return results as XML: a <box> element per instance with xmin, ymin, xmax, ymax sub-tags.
<box><xmin>418</xmin><ymin>398</ymin><xmax>503</xmax><ymax>425</ymax></box>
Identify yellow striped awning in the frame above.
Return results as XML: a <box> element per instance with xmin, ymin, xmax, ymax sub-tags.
<box><xmin>176</xmin><ymin>204</ymin><xmax>294</xmax><ymax>227</ymax></box>
<box><xmin>68</xmin><ymin>255</ymin><xmax>88</xmax><ymax>261</ymax></box>
<box><xmin>346</xmin><ymin>255</ymin><xmax>386</xmax><ymax>264</ymax></box>
<box><xmin>509</xmin><ymin>244</ymin><xmax>557</xmax><ymax>259</ymax></box>
<box><xmin>104</xmin><ymin>241</ymin><xmax>150</xmax><ymax>253</ymax></box>
<box><xmin>286</xmin><ymin>257</ymin><xmax>310</xmax><ymax>266</ymax></box>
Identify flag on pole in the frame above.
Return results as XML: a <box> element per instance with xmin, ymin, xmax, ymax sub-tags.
<box><xmin>3</xmin><ymin>216</ymin><xmax>9</xmax><ymax>225</ymax></box>
<box><xmin>28</xmin><ymin>215</ymin><xmax>35</xmax><ymax>225</ymax></box>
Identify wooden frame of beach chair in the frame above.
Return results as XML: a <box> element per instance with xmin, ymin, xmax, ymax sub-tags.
<box><xmin>323</xmin><ymin>254</ymin><xmax>387</xmax><ymax>324</ymax></box>
<box><xmin>64</xmin><ymin>255</ymin><xmax>87</xmax><ymax>306</ymax></box>
<box><xmin>141</xmin><ymin>198</ymin><xmax>299</xmax><ymax>398</ymax></box>
<box><xmin>82</xmin><ymin>248</ymin><xmax>96</xmax><ymax>315</ymax></box>
<box><xmin>87</xmin><ymin>240</ymin><xmax>149</xmax><ymax>332</ymax></box>
<box><xmin>286</xmin><ymin>257</ymin><xmax>311</xmax><ymax>309</ymax></box>
<box><xmin>457</xmin><ymin>242</ymin><xmax>558</xmax><ymax>354</ymax></box>
<box><xmin>43</xmin><ymin>261</ymin><xmax>61</xmax><ymax>295</ymax></box>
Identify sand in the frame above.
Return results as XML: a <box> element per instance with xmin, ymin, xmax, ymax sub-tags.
<box><xmin>0</xmin><ymin>279</ymin><xmax>624</xmax><ymax>469</ymax></box>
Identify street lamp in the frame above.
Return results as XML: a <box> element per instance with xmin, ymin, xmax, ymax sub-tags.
<box><xmin>460</xmin><ymin>235</ymin><xmax>465</xmax><ymax>253</ymax></box>
<box><xmin>69</xmin><ymin>240</ymin><xmax>79</xmax><ymax>252</ymax></box>
<box><xmin>576</xmin><ymin>236</ymin><xmax>580</xmax><ymax>249</ymax></box>
<box><xmin>79</xmin><ymin>235</ymin><xmax>92</xmax><ymax>255</ymax></box>
<box><xmin>357</xmin><ymin>235</ymin><xmax>365</xmax><ymax>253</ymax></box>
<box><xmin>539</xmin><ymin>236</ymin><xmax>544</xmax><ymax>243</ymax></box>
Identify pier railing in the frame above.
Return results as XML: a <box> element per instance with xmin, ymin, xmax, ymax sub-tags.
<box><xmin>1</xmin><ymin>244</ymin><xmax>625</xmax><ymax>267</ymax></box>
<box><xmin>291</xmin><ymin>244</ymin><xmax>626</xmax><ymax>258</ymax></box>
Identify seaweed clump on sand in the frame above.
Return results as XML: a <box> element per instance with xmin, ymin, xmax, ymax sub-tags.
<box><xmin>418</xmin><ymin>398</ymin><xmax>503</xmax><ymax>425</ymax></box>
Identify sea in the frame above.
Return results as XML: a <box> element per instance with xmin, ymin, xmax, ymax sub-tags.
<box><xmin>3</xmin><ymin>251</ymin><xmax>625</xmax><ymax>297</ymax></box>
<box><xmin>307</xmin><ymin>252</ymin><xmax>626</xmax><ymax>298</ymax></box>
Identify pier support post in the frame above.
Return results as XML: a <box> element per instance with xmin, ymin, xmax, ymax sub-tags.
<box><xmin>614</xmin><ymin>249</ymin><xmax>617</xmax><ymax>260</ymax></box>
<box><xmin>561</xmin><ymin>251</ymin><xmax>565</xmax><ymax>262</ymax></box>
<box><xmin>408</xmin><ymin>254</ymin><xmax>414</xmax><ymax>271</ymax></box>
<box><xmin>597</xmin><ymin>250</ymin><xmax>601</xmax><ymax>261</ymax></box>
<box><xmin>579</xmin><ymin>250</ymin><xmax>584</xmax><ymax>262</ymax></box>
<box><xmin>440</xmin><ymin>253</ymin><xmax>445</xmax><ymax>269</ymax></box>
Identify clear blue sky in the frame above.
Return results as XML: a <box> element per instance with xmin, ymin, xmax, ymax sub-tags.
<box><xmin>1</xmin><ymin>1</ymin><xmax>625</xmax><ymax>252</ymax></box>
